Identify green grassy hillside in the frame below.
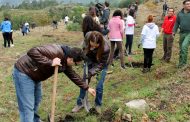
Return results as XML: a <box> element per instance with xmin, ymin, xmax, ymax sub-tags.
<box><xmin>0</xmin><ymin>1</ymin><xmax>190</xmax><ymax>121</ymax></box>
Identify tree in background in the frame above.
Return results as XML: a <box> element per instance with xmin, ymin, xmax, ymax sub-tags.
<box><xmin>16</xmin><ymin>0</ymin><xmax>58</xmax><ymax>10</ymax></box>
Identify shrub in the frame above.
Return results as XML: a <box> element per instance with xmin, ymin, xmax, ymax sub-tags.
<box><xmin>66</xmin><ymin>23</ymin><xmax>81</xmax><ymax>31</ymax></box>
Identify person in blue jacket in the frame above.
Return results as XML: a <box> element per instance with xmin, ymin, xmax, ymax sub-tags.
<box><xmin>0</xmin><ymin>17</ymin><xmax>12</xmax><ymax>48</ymax></box>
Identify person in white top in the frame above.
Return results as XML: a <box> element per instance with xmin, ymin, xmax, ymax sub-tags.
<box><xmin>24</xmin><ymin>21</ymin><xmax>30</xmax><ymax>33</ymax></box>
<box><xmin>64</xmin><ymin>15</ymin><xmax>69</xmax><ymax>25</ymax></box>
<box><xmin>125</xmin><ymin>9</ymin><xmax>135</xmax><ymax>55</ymax></box>
<box><xmin>139</xmin><ymin>15</ymin><xmax>160</xmax><ymax>73</ymax></box>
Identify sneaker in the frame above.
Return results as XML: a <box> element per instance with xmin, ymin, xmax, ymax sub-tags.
<box><xmin>125</xmin><ymin>52</ymin><xmax>128</xmax><ymax>56</ymax></box>
<box><xmin>114</xmin><ymin>55</ymin><xmax>120</xmax><ymax>60</ymax></box>
<box><xmin>128</xmin><ymin>52</ymin><xmax>134</xmax><ymax>55</ymax></box>
<box><xmin>121</xmin><ymin>65</ymin><xmax>127</xmax><ymax>69</ymax></box>
<box><xmin>72</xmin><ymin>105</ymin><xmax>84</xmax><ymax>113</ymax></box>
<box><xmin>11</xmin><ymin>44</ymin><xmax>14</xmax><ymax>47</ymax></box>
<box><xmin>111</xmin><ymin>63</ymin><xmax>114</xmax><ymax>66</ymax></box>
<box><xmin>110</xmin><ymin>63</ymin><xmax>114</xmax><ymax>68</ymax></box>
<box><xmin>95</xmin><ymin>105</ymin><xmax>101</xmax><ymax>114</ymax></box>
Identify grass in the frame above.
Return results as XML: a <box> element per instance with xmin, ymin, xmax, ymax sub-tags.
<box><xmin>0</xmin><ymin>17</ymin><xmax>190</xmax><ymax>122</ymax></box>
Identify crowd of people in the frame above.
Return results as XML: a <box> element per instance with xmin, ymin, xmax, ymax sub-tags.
<box><xmin>1</xmin><ymin>0</ymin><xmax>190</xmax><ymax>121</ymax></box>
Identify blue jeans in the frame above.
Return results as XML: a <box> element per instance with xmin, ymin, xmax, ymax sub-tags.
<box><xmin>76</xmin><ymin>66</ymin><xmax>107</xmax><ymax>106</ymax></box>
<box><xmin>12</xmin><ymin>67</ymin><xmax>42</xmax><ymax>122</ymax></box>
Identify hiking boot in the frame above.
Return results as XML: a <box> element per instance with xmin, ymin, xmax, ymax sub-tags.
<box><xmin>142</xmin><ymin>68</ymin><xmax>150</xmax><ymax>73</ymax></box>
<box><xmin>95</xmin><ymin>105</ymin><xmax>101</xmax><ymax>114</ymax></box>
<box><xmin>72</xmin><ymin>105</ymin><xmax>84</xmax><ymax>113</ymax></box>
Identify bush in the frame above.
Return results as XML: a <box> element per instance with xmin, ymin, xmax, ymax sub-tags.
<box><xmin>0</xmin><ymin>9</ymin><xmax>51</xmax><ymax>30</ymax></box>
<box><xmin>66</xmin><ymin>23</ymin><xmax>81</xmax><ymax>31</ymax></box>
<box><xmin>12</xmin><ymin>15</ymin><xmax>33</xmax><ymax>30</ymax></box>
<box><xmin>111</xmin><ymin>0</ymin><xmax>144</xmax><ymax>8</ymax></box>
<box><xmin>70</xmin><ymin>6</ymin><xmax>86</xmax><ymax>24</ymax></box>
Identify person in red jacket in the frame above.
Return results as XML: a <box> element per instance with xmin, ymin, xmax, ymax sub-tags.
<box><xmin>161</xmin><ymin>8</ymin><xmax>176</xmax><ymax>62</ymax></box>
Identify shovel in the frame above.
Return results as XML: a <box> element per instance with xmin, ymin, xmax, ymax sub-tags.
<box><xmin>48</xmin><ymin>65</ymin><xmax>59</xmax><ymax>122</ymax></box>
<box><xmin>83</xmin><ymin>62</ymin><xmax>91</xmax><ymax>112</ymax></box>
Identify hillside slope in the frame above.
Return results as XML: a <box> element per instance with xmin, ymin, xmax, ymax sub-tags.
<box><xmin>0</xmin><ymin>1</ymin><xmax>190</xmax><ymax>122</ymax></box>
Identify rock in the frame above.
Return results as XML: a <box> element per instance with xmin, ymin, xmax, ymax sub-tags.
<box><xmin>125</xmin><ymin>99</ymin><xmax>149</xmax><ymax>112</ymax></box>
<box><xmin>115</xmin><ymin>108</ymin><xmax>123</xmax><ymax>117</ymax></box>
<box><xmin>114</xmin><ymin>108</ymin><xmax>123</xmax><ymax>122</ymax></box>
<box><xmin>122</xmin><ymin>113</ymin><xmax>132</xmax><ymax>122</ymax></box>
<box><xmin>141</xmin><ymin>114</ymin><xmax>149</xmax><ymax>122</ymax></box>
<box><xmin>8</xmin><ymin>100</ymin><xmax>17</xmax><ymax>106</ymax></box>
<box><xmin>156</xmin><ymin>115</ymin><xmax>166</xmax><ymax>122</ymax></box>
<box><xmin>0</xmin><ymin>108</ymin><xmax>7</xmax><ymax>115</ymax></box>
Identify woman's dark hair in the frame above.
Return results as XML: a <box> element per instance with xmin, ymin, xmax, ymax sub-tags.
<box><xmin>82</xmin><ymin>15</ymin><xmax>102</xmax><ymax>37</ymax></box>
<box><xmin>113</xmin><ymin>10</ymin><xmax>123</xmax><ymax>18</ymax></box>
<box><xmin>85</xmin><ymin>31</ymin><xmax>105</xmax><ymax>61</ymax></box>
<box><xmin>129</xmin><ymin>9</ymin><xmax>135</xmax><ymax>17</ymax></box>
<box><xmin>89</xmin><ymin>6</ymin><xmax>97</xmax><ymax>17</ymax></box>
<box><xmin>4</xmin><ymin>16</ymin><xmax>9</xmax><ymax>21</ymax></box>
<box><xmin>105</xmin><ymin>1</ymin><xmax>110</xmax><ymax>7</ymax></box>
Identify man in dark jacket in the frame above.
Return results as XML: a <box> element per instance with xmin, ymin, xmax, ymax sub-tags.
<box><xmin>12</xmin><ymin>44</ymin><xmax>96</xmax><ymax>122</ymax></box>
<box><xmin>100</xmin><ymin>1</ymin><xmax>110</xmax><ymax>26</ymax></box>
<box><xmin>173</xmin><ymin>0</ymin><xmax>190</xmax><ymax>68</ymax></box>
<box><xmin>163</xmin><ymin>2</ymin><xmax>168</xmax><ymax>16</ymax></box>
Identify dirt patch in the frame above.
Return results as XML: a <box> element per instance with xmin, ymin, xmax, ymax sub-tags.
<box><xmin>154</xmin><ymin>68</ymin><xmax>168</xmax><ymax>80</ymax></box>
<box><xmin>125</xmin><ymin>62</ymin><xmax>144</xmax><ymax>68</ymax></box>
<box><xmin>148</xmin><ymin>80</ymin><xmax>190</xmax><ymax>112</ymax></box>
<box><xmin>58</xmin><ymin>114</ymin><xmax>75</xmax><ymax>122</ymax></box>
<box><xmin>100</xmin><ymin>106</ymin><xmax>119</xmax><ymax>122</ymax></box>
<box><xmin>42</xmin><ymin>34</ymin><xmax>54</xmax><ymax>37</ymax></box>
<box><xmin>88</xmin><ymin>108</ymin><xmax>99</xmax><ymax>116</ymax></box>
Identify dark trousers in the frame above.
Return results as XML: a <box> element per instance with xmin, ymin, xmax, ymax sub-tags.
<box><xmin>10</xmin><ymin>32</ymin><xmax>13</xmax><ymax>44</ymax></box>
<box><xmin>125</xmin><ymin>35</ymin><xmax>133</xmax><ymax>54</ymax></box>
<box><xmin>108</xmin><ymin>41</ymin><xmax>125</xmax><ymax>66</ymax></box>
<box><xmin>114</xmin><ymin>46</ymin><xmax>119</xmax><ymax>59</ymax></box>
<box><xmin>2</xmin><ymin>32</ymin><xmax>10</xmax><ymax>47</ymax></box>
<box><xmin>162</xmin><ymin>34</ymin><xmax>174</xmax><ymax>61</ymax></box>
<box><xmin>143</xmin><ymin>48</ymin><xmax>154</xmax><ymax>68</ymax></box>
